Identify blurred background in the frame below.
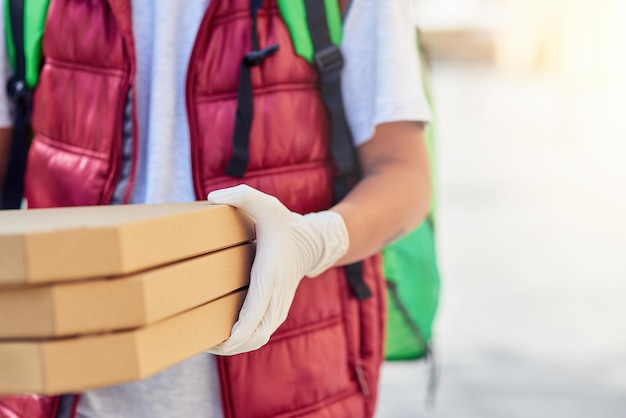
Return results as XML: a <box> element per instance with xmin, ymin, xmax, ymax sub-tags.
<box><xmin>377</xmin><ymin>0</ymin><xmax>626</xmax><ymax>416</ymax></box>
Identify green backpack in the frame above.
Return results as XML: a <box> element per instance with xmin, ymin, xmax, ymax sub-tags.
<box><xmin>382</xmin><ymin>36</ymin><xmax>439</xmax><ymax>361</ymax></box>
<box><xmin>6</xmin><ymin>0</ymin><xmax>440</xmax><ymax>363</ymax></box>
<box><xmin>279</xmin><ymin>1</ymin><xmax>440</xmax><ymax>362</ymax></box>
<box><xmin>4</xmin><ymin>0</ymin><xmax>48</xmax><ymax>90</ymax></box>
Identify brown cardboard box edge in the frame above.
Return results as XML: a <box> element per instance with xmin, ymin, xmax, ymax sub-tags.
<box><xmin>0</xmin><ymin>243</ymin><xmax>254</xmax><ymax>338</ymax></box>
<box><xmin>0</xmin><ymin>203</ymin><xmax>254</xmax><ymax>284</ymax></box>
<box><xmin>0</xmin><ymin>290</ymin><xmax>245</xmax><ymax>395</ymax></box>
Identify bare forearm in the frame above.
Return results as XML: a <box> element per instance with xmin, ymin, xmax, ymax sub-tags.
<box><xmin>0</xmin><ymin>127</ymin><xmax>12</xmax><ymax>190</ymax></box>
<box><xmin>332</xmin><ymin>122</ymin><xmax>431</xmax><ymax>265</ymax></box>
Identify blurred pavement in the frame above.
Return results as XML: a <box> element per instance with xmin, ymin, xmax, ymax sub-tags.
<box><xmin>376</xmin><ymin>62</ymin><xmax>626</xmax><ymax>417</ymax></box>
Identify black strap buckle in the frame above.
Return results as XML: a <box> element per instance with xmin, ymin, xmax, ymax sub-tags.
<box><xmin>6</xmin><ymin>75</ymin><xmax>33</xmax><ymax>125</ymax></box>
<box><xmin>244</xmin><ymin>44</ymin><xmax>280</xmax><ymax>66</ymax></box>
<box><xmin>314</xmin><ymin>45</ymin><xmax>344</xmax><ymax>80</ymax></box>
<box><xmin>6</xmin><ymin>75</ymin><xmax>32</xmax><ymax>112</ymax></box>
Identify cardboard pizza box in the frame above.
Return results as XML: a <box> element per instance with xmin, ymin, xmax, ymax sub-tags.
<box><xmin>0</xmin><ymin>202</ymin><xmax>254</xmax><ymax>284</ymax></box>
<box><xmin>0</xmin><ymin>289</ymin><xmax>246</xmax><ymax>395</ymax></box>
<box><xmin>0</xmin><ymin>242</ymin><xmax>254</xmax><ymax>338</ymax></box>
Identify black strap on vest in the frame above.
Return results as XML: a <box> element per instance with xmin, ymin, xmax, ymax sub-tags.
<box><xmin>303</xmin><ymin>0</ymin><xmax>371</xmax><ymax>301</ymax></box>
<box><xmin>54</xmin><ymin>394</ymin><xmax>78</xmax><ymax>418</ymax></box>
<box><xmin>2</xmin><ymin>0</ymin><xmax>32</xmax><ymax>209</ymax></box>
<box><xmin>225</xmin><ymin>0</ymin><xmax>279</xmax><ymax>178</ymax></box>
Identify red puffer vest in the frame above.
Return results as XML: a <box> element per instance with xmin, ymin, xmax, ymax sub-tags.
<box><xmin>1</xmin><ymin>0</ymin><xmax>386</xmax><ymax>417</ymax></box>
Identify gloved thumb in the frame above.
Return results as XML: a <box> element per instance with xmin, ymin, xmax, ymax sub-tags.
<box><xmin>207</xmin><ymin>184</ymin><xmax>287</xmax><ymax>223</ymax></box>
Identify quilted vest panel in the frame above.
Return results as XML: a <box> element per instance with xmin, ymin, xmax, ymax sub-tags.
<box><xmin>187</xmin><ymin>1</ymin><xmax>334</xmax><ymax>214</ymax></box>
<box><xmin>25</xmin><ymin>0</ymin><xmax>131</xmax><ymax>207</ymax></box>
<box><xmin>0</xmin><ymin>395</ymin><xmax>58</xmax><ymax>418</ymax></box>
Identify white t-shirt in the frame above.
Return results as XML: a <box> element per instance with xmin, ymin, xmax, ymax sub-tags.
<box><xmin>124</xmin><ymin>0</ymin><xmax>432</xmax><ymax>204</ymax></box>
<box><xmin>1</xmin><ymin>1</ymin><xmax>431</xmax><ymax>417</ymax></box>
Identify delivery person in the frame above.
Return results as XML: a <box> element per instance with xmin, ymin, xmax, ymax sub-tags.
<box><xmin>0</xmin><ymin>0</ymin><xmax>432</xmax><ymax>417</ymax></box>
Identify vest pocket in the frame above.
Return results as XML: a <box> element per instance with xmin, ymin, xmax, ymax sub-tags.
<box><xmin>28</xmin><ymin>61</ymin><xmax>129</xmax><ymax>208</ymax></box>
<box><xmin>221</xmin><ymin>318</ymin><xmax>356</xmax><ymax>418</ymax></box>
<box><xmin>25</xmin><ymin>135</ymin><xmax>112</xmax><ymax>208</ymax></box>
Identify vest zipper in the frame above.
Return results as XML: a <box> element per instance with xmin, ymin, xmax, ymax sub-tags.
<box><xmin>355</xmin><ymin>360</ymin><xmax>370</xmax><ymax>397</ymax></box>
<box><xmin>105</xmin><ymin>70</ymin><xmax>134</xmax><ymax>205</ymax></box>
<box><xmin>121</xmin><ymin>81</ymin><xmax>139</xmax><ymax>205</ymax></box>
<box><xmin>186</xmin><ymin>5</ymin><xmax>219</xmax><ymax>200</ymax></box>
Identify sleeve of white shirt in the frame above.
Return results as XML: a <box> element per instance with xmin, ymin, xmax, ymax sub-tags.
<box><xmin>0</xmin><ymin>4</ymin><xmax>13</xmax><ymax>128</ymax></box>
<box><xmin>342</xmin><ymin>0</ymin><xmax>432</xmax><ymax>146</ymax></box>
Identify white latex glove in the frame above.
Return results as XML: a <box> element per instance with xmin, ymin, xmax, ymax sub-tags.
<box><xmin>205</xmin><ymin>184</ymin><xmax>349</xmax><ymax>355</ymax></box>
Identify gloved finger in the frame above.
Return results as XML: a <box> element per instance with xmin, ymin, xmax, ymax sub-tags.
<box><xmin>207</xmin><ymin>184</ymin><xmax>287</xmax><ymax>223</ymax></box>
<box><xmin>205</xmin><ymin>312</ymin><xmax>263</xmax><ymax>356</ymax></box>
<box><xmin>206</xmin><ymin>322</ymin><xmax>271</xmax><ymax>356</ymax></box>
<box><xmin>207</xmin><ymin>184</ymin><xmax>254</xmax><ymax>207</ymax></box>
<box><xmin>219</xmin><ymin>283</ymin><xmax>294</xmax><ymax>354</ymax></box>
<box><xmin>231</xmin><ymin>322</ymin><xmax>273</xmax><ymax>354</ymax></box>
<box><xmin>213</xmin><ymin>268</ymin><xmax>275</xmax><ymax>353</ymax></box>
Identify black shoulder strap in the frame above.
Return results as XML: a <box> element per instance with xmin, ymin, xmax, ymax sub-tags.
<box><xmin>8</xmin><ymin>0</ymin><xmax>25</xmax><ymax>80</ymax></box>
<box><xmin>303</xmin><ymin>0</ymin><xmax>371</xmax><ymax>301</ymax></box>
<box><xmin>303</xmin><ymin>0</ymin><xmax>361</xmax><ymax>202</ymax></box>
<box><xmin>225</xmin><ymin>0</ymin><xmax>279</xmax><ymax>178</ymax></box>
<box><xmin>54</xmin><ymin>394</ymin><xmax>78</xmax><ymax>418</ymax></box>
<box><xmin>2</xmin><ymin>0</ymin><xmax>32</xmax><ymax>209</ymax></box>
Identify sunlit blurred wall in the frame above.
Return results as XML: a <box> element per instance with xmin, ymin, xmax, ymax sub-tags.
<box><xmin>496</xmin><ymin>0</ymin><xmax>626</xmax><ymax>89</ymax></box>
<box><xmin>412</xmin><ymin>0</ymin><xmax>499</xmax><ymax>31</ymax></box>
<box><xmin>414</xmin><ymin>0</ymin><xmax>626</xmax><ymax>89</ymax></box>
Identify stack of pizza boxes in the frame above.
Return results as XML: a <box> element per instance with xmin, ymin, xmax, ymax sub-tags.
<box><xmin>0</xmin><ymin>202</ymin><xmax>255</xmax><ymax>395</ymax></box>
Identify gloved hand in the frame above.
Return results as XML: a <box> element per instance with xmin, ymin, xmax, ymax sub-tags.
<box><xmin>205</xmin><ymin>184</ymin><xmax>349</xmax><ymax>355</ymax></box>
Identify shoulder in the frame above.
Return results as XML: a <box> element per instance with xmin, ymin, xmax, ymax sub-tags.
<box><xmin>343</xmin><ymin>0</ymin><xmax>416</xmax><ymax>31</ymax></box>
<box><xmin>340</xmin><ymin>0</ymin><xmax>431</xmax><ymax>145</ymax></box>
<box><xmin>342</xmin><ymin>0</ymin><xmax>419</xmax><ymax>68</ymax></box>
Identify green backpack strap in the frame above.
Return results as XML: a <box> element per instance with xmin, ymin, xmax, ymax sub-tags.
<box><xmin>1</xmin><ymin>0</ymin><xmax>49</xmax><ymax>209</ymax></box>
<box><xmin>276</xmin><ymin>0</ymin><xmax>342</xmax><ymax>64</ymax></box>
<box><xmin>5</xmin><ymin>0</ymin><xmax>49</xmax><ymax>89</ymax></box>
